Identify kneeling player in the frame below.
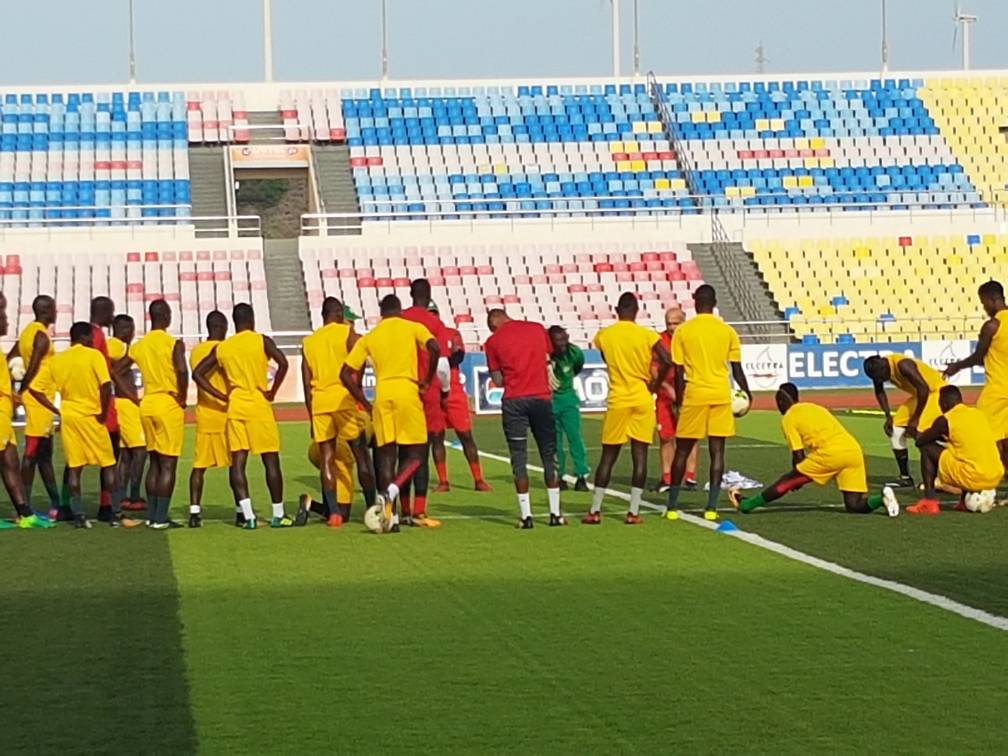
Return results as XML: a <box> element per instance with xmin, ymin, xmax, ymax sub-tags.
<box><xmin>896</xmin><ymin>385</ymin><xmax>1004</xmax><ymax>515</ymax></box>
<box><xmin>730</xmin><ymin>383</ymin><xmax>897</xmax><ymax>516</ymax></box>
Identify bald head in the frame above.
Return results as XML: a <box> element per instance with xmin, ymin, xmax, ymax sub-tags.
<box><xmin>664</xmin><ymin>306</ymin><xmax>685</xmax><ymax>334</ymax></box>
<box><xmin>487</xmin><ymin>308</ymin><xmax>510</xmax><ymax>333</ymax></box>
<box><xmin>33</xmin><ymin>295</ymin><xmax>55</xmax><ymax>325</ymax></box>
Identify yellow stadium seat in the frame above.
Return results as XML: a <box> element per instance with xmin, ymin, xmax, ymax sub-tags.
<box><xmin>706</xmin><ymin>111</ymin><xmax>721</xmax><ymax>123</ymax></box>
<box><xmin>690</xmin><ymin>111</ymin><xmax>705</xmax><ymax>123</ymax></box>
<box><xmin>809</xmin><ymin>137</ymin><xmax>825</xmax><ymax>149</ymax></box>
<box><xmin>624</xmin><ymin>140</ymin><xmax>639</xmax><ymax>152</ymax></box>
<box><xmin>609</xmin><ymin>142</ymin><xmax>624</xmax><ymax>153</ymax></box>
<box><xmin>629</xmin><ymin>159</ymin><xmax>645</xmax><ymax>172</ymax></box>
<box><xmin>770</xmin><ymin>118</ymin><xmax>784</xmax><ymax>131</ymax></box>
<box><xmin>647</xmin><ymin>121</ymin><xmax>663</xmax><ymax>133</ymax></box>
<box><xmin>670</xmin><ymin>178</ymin><xmax>687</xmax><ymax>190</ymax></box>
<box><xmin>632</xmin><ymin>121</ymin><xmax>647</xmax><ymax>133</ymax></box>
<box><xmin>726</xmin><ymin>186</ymin><xmax>741</xmax><ymax>198</ymax></box>
<box><xmin>798</xmin><ymin>176</ymin><xmax>813</xmax><ymax>188</ymax></box>
<box><xmin>654</xmin><ymin>178</ymin><xmax>670</xmax><ymax>190</ymax></box>
<box><xmin>782</xmin><ymin>176</ymin><xmax>798</xmax><ymax>189</ymax></box>
<box><xmin>756</xmin><ymin>118</ymin><xmax>769</xmax><ymax>131</ymax></box>
<box><xmin>616</xmin><ymin>160</ymin><xmax>631</xmax><ymax>172</ymax></box>
<box><xmin>493</xmin><ymin>163</ymin><xmax>508</xmax><ymax>175</ymax></box>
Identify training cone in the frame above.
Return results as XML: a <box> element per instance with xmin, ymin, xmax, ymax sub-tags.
<box><xmin>716</xmin><ymin>520</ymin><xmax>739</xmax><ymax>533</ymax></box>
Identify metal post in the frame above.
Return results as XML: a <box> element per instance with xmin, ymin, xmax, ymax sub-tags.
<box><xmin>128</xmin><ymin>0</ymin><xmax>137</xmax><ymax>84</ymax></box>
<box><xmin>633</xmin><ymin>0</ymin><xmax>640</xmax><ymax>77</ymax></box>
<box><xmin>611</xmin><ymin>0</ymin><xmax>621</xmax><ymax>80</ymax></box>
<box><xmin>880</xmin><ymin>0</ymin><xmax>889</xmax><ymax>74</ymax></box>
<box><xmin>381</xmin><ymin>0</ymin><xmax>389</xmax><ymax>80</ymax></box>
<box><xmin>962</xmin><ymin>20</ymin><xmax>970</xmax><ymax>70</ymax></box>
<box><xmin>263</xmin><ymin>0</ymin><xmax>274</xmax><ymax>82</ymax></box>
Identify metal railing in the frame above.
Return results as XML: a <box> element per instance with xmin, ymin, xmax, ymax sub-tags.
<box><xmin>0</xmin><ymin>211</ymin><xmax>261</xmax><ymax>239</ymax></box>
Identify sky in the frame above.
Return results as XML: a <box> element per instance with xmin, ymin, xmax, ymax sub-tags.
<box><xmin>0</xmin><ymin>0</ymin><xmax>1004</xmax><ymax>85</ymax></box>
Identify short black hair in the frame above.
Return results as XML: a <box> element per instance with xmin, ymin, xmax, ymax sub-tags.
<box><xmin>69</xmin><ymin>321</ymin><xmax>91</xmax><ymax>343</ymax></box>
<box><xmin>233</xmin><ymin>302</ymin><xmax>254</xmax><ymax>327</ymax></box>
<box><xmin>940</xmin><ymin>384</ymin><xmax>962</xmax><ymax>404</ymax></box>
<box><xmin>410</xmin><ymin>278</ymin><xmax>432</xmax><ymax>301</ymax></box>
<box><xmin>380</xmin><ymin>294</ymin><xmax>401</xmax><ymax>315</ymax></box>
<box><xmin>206</xmin><ymin>310</ymin><xmax>227</xmax><ymax>332</ymax></box>
<box><xmin>616</xmin><ymin>292</ymin><xmax>639</xmax><ymax>314</ymax></box>
<box><xmin>113</xmin><ymin>313</ymin><xmax>134</xmax><ymax>329</ymax></box>
<box><xmin>148</xmin><ymin>298</ymin><xmax>171</xmax><ymax>322</ymax></box>
<box><xmin>778</xmin><ymin>382</ymin><xmax>799</xmax><ymax>402</ymax></box>
<box><xmin>32</xmin><ymin>294</ymin><xmax>54</xmax><ymax>317</ymax></box>
<box><xmin>322</xmin><ymin>296</ymin><xmax>343</xmax><ymax>320</ymax></box>
<box><xmin>979</xmin><ymin>280</ymin><xmax>1004</xmax><ymax>299</ymax></box>
<box><xmin>547</xmin><ymin>325</ymin><xmax>566</xmax><ymax>337</ymax></box>
<box><xmin>90</xmin><ymin>296</ymin><xmax>113</xmax><ymax>314</ymax></box>
<box><xmin>863</xmin><ymin>355</ymin><xmax>884</xmax><ymax>376</ymax></box>
<box><xmin>693</xmin><ymin>284</ymin><xmax>716</xmax><ymax>308</ymax></box>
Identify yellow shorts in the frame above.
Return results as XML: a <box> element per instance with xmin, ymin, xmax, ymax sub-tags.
<box><xmin>600</xmin><ymin>402</ymin><xmax>656</xmax><ymax>445</ymax></box>
<box><xmin>938</xmin><ymin>451</ymin><xmax>1003</xmax><ymax>493</ymax></box>
<box><xmin>892</xmin><ymin>390</ymin><xmax>942</xmax><ymax>432</ymax></box>
<box><xmin>0</xmin><ymin>415</ymin><xmax>16</xmax><ymax>448</ymax></box>
<box><xmin>140</xmin><ymin>394</ymin><xmax>185</xmax><ymax>457</ymax></box>
<box><xmin>227</xmin><ymin>415</ymin><xmax>280</xmax><ymax>455</ymax></box>
<box><xmin>307</xmin><ymin>440</ymin><xmax>356</xmax><ymax>505</ymax></box>
<box><xmin>372</xmin><ymin>391</ymin><xmax>427</xmax><ymax>447</ymax></box>
<box><xmin>194</xmin><ymin>431</ymin><xmax>230</xmax><ymax>469</ymax></box>
<box><xmin>977</xmin><ymin>389</ymin><xmax>1008</xmax><ymax>441</ymax></box>
<box><xmin>22</xmin><ymin>392</ymin><xmax>54</xmax><ymax>438</ymax></box>
<box><xmin>311</xmin><ymin>407</ymin><xmax>364</xmax><ymax>444</ymax></box>
<box><xmin>115</xmin><ymin>397</ymin><xmax>146</xmax><ymax>449</ymax></box>
<box><xmin>796</xmin><ymin>443</ymin><xmax>868</xmax><ymax>493</ymax></box>
<box><xmin>61</xmin><ymin>414</ymin><xmax>115</xmax><ymax>469</ymax></box>
<box><xmin>677</xmin><ymin>403</ymin><xmax>735</xmax><ymax>440</ymax></box>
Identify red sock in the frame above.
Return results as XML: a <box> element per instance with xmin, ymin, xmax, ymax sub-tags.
<box><xmin>392</xmin><ymin>459</ymin><xmax>421</xmax><ymax>489</ymax></box>
<box><xmin>662</xmin><ymin>472</ymin><xmax>671</xmax><ymax>485</ymax></box>
<box><xmin>469</xmin><ymin>461</ymin><xmax>484</xmax><ymax>482</ymax></box>
<box><xmin>100</xmin><ymin>490</ymin><xmax>111</xmax><ymax>508</ymax></box>
<box><xmin>413</xmin><ymin>495</ymin><xmax>427</xmax><ymax>516</ymax></box>
<box><xmin>400</xmin><ymin>494</ymin><xmax>412</xmax><ymax>517</ymax></box>
<box><xmin>435</xmin><ymin>461</ymin><xmax>448</xmax><ymax>484</ymax></box>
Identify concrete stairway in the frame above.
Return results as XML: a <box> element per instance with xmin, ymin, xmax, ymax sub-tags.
<box><xmin>312</xmin><ymin>144</ymin><xmax>361</xmax><ymax>234</ymax></box>
<box><xmin>262</xmin><ymin>238</ymin><xmax>310</xmax><ymax>341</ymax></box>
<box><xmin>187</xmin><ymin>147</ymin><xmax>228</xmax><ymax>233</ymax></box>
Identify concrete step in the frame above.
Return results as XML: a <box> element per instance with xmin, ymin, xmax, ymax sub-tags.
<box><xmin>262</xmin><ymin>238</ymin><xmax>310</xmax><ymax>339</ymax></box>
<box><xmin>187</xmin><ymin>147</ymin><xmax>229</xmax><ymax>233</ymax></box>
<box><xmin>312</xmin><ymin>144</ymin><xmax>361</xmax><ymax>235</ymax></box>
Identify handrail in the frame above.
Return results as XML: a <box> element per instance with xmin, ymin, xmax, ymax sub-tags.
<box><xmin>0</xmin><ymin>212</ymin><xmax>262</xmax><ymax>239</ymax></box>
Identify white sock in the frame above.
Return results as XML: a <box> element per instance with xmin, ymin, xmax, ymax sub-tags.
<box><xmin>271</xmin><ymin>502</ymin><xmax>285</xmax><ymax>519</ymax></box>
<box><xmin>547</xmin><ymin>486</ymin><xmax>561</xmax><ymax>516</ymax></box>
<box><xmin>386</xmin><ymin>483</ymin><xmax>399</xmax><ymax>502</ymax></box>
<box><xmin>517</xmin><ymin>492</ymin><xmax>532</xmax><ymax>519</ymax></box>
<box><xmin>189</xmin><ymin>504</ymin><xmax>200</xmax><ymax>515</ymax></box>
<box><xmin>391</xmin><ymin>511</ymin><xmax>399</xmax><ymax>526</ymax></box>
<box><xmin>591</xmin><ymin>487</ymin><xmax>605</xmax><ymax>513</ymax></box>
<box><xmin>630</xmin><ymin>487</ymin><xmax>643</xmax><ymax>516</ymax></box>
<box><xmin>239</xmin><ymin>498</ymin><xmax>254</xmax><ymax>520</ymax></box>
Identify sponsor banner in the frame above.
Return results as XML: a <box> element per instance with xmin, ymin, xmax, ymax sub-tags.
<box><xmin>472</xmin><ymin>362</ymin><xmax>610</xmax><ymax>415</ymax></box>
<box><xmin>786</xmin><ymin>342</ymin><xmax>920</xmax><ymax>389</ymax></box>
<box><xmin>741</xmin><ymin>343</ymin><xmax>788</xmax><ymax>391</ymax></box>
<box><xmin>920</xmin><ymin>339</ymin><xmax>984</xmax><ymax>386</ymax></box>
<box><xmin>229</xmin><ymin>144</ymin><xmax>310</xmax><ymax>168</ymax></box>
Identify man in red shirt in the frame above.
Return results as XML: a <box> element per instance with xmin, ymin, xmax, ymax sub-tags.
<box><xmin>654</xmin><ymin>306</ymin><xmax>697</xmax><ymax>492</ymax></box>
<box><xmin>484</xmin><ymin>308</ymin><xmax>564</xmax><ymax>528</ymax></box>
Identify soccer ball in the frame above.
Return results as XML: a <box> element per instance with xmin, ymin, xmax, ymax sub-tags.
<box><xmin>363</xmin><ymin>503</ymin><xmax>388</xmax><ymax>533</ymax></box>
<box><xmin>964</xmin><ymin>489</ymin><xmax>996</xmax><ymax>514</ymax></box>
<box><xmin>731</xmin><ymin>390</ymin><xmax>751</xmax><ymax>418</ymax></box>
<box><xmin>8</xmin><ymin>356</ymin><xmax>25</xmax><ymax>381</ymax></box>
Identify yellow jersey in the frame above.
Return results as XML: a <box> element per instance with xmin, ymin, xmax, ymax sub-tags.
<box><xmin>190</xmin><ymin>339</ymin><xmax>227</xmax><ymax>433</ymax></box>
<box><xmin>671</xmin><ymin>313</ymin><xmax>742</xmax><ymax>406</ymax></box>
<box><xmin>302</xmin><ymin>321</ymin><xmax>355</xmax><ymax>414</ymax></box>
<box><xmin>18</xmin><ymin>320</ymin><xmax>54</xmax><ymax>397</ymax></box>
<box><xmin>0</xmin><ymin>349</ymin><xmax>12</xmax><ymax>420</ymax></box>
<box><xmin>945</xmin><ymin>403</ymin><xmax>1002</xmax><ymax>478</ymax></box>
<box><xmin>781</xmin><ymin>402</ymin><xmax>860</xmax><ymax>455</ymax></box>
<box><xmin>594</xmin><ymin>320</ymin><xmax>659</xmax><ymax>409</ymax></box>
<box><xmin>49</xmin><ymin>344</ymin><xmax>111</xmax><ymax>419</ymax></box>
<box><xmin>130</xmin><ymin>329</ymin><xmax>180</xmax><ymax>397</ymax></box>
<box><xmin>984</xmin><ymin>310</ymin><xmax>1008</xmax><ymax>396</ymax></box>
<box><xmin>344</xmin><ymin>317</ymin><xmax>432</xmax><ymax>398</ymax></box>
<box><xmin>106</xmin><ymin>336</ymin><xmax>128</xmax><ymax>362</ymax></box>
<box><xmin>215</xmin><ymin>330</ymin><xmax>270</xmax><ymax>420</ymax></box>
<box><xmin>885</xmin><ymin>354</ymin><xmax>944</xmax><ymax>395</ymax></box>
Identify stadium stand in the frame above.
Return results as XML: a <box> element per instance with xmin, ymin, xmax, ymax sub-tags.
<box><xmin>186</xmin><ymin>90</ymin><xmax>249</xmax><ymax>143</ymax></box>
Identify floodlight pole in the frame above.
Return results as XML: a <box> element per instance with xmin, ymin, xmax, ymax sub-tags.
<box><xmin>612</xmin><ymin>0</ymin><xmax>621</xmax><ymax>80</ymax></box>
<box><xmin>128</xmin><ymin>0</ymin><xmax>137</xmax><ymax>84</ymax></box>
<box><xmin>381</xmin><ymin>0</ymin><xmax>389</xmax><ymax>80</ymax></box>
<box><xmin>633</xmin><ymin>0</ymin><xmax>640</xmax><ymax>77</ymax></box>
<box><xmin>263</xmin><ymin>0</ymin><xmax>274</xmax><ymax>82</ymax></box>
<box><xmin>880</xmin><ymin>0</ymin><xmax>890</xmax><ymax>75</ymax></box>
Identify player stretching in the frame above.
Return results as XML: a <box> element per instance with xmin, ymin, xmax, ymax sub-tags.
<box><xmin>12</xmin><ymin>295</ymin><xmax>61</xmax><ymax>518</ymax></box>
<box><xmin>0</xmin><ymin>292</ymin><xmax>52</xmax><ymax>529</ymax></box>
<box><xmin>891</xmin><ymin>385</ymin><xmax>1004</xmax><ymax>515</ymax></box>
<box><xmin>484</xmin><ymin>308</ymin><xmax>564</xmax><ymax>528</ymax></box>
<box><xmin>107</xmin><ymin>314</ymin><xmax>148</xmax><ymax>513</ymax></box>
<box><xmin>193</xmin><ymin>303</ymin><xmax>293</xmax><ymax>529</ymax></box>
<box><xmin>665</xmin><ymin>285</ymin><xmax>751</xmax><ymax>522</ymax></box>
<box><xmin>863</xmin><ymin>354</ymin><xmax>946</xmax><ymax>488</ymax></box>
<box><xmin>582</xmin><ymin>293</ymin><xmax>671</xmax><ymax>524</ymax></box>
<box><xmin>944</xmin><ymin>280</ymin><xmax>1008</xmax><ymax>470</ymax></box>
<box><xmin>430</xmin><ymin>302</ymin><xmax>491</xmax><ymax>491</ymax></box>
<box><xmin>188</xmin><ymin>311</ymin><xmax>231</xmax><ymax>527</ymax></box>
<box><xmin>128</xmin><ymin>300</ymin><xmax>188</xmax><ymax>529</ymax></box>
<box><xmin>654</xmin><ymin>307</ymin><xmax>697</xmax><ymax>492</ymax></box>
<box><xmin>340</xmin><ymin>294</ymin><xmax>440</xmax><ymax>531</ymax></box>
<box><xmin>729</xmin><ymin>383</ymin><xmax>895</xmax><ymax>516</ymax></box>
<box><xmin>35</xmin><ymin>322</ymin><xmax>139</xmax><ymax>529</ymax></box>
<box><xmin>300</xmin><ymin>297</ymin><xmax>378</xmax><ymax>528</ymax></box>
<box><xmin>548</xmin><ymin>325</ymin><xmax>589</xmax><ymax>491</ymax></box>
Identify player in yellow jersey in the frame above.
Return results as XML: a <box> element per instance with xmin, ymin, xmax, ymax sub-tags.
<box><xmin>665</xmin><ymin>285</ymin><xmax>751</xmax><ymax>521</ymax></box>
<box><xmin>340</xmin><ymin>294</ymin><xmax>440</xmax><ymax>532</ymax></box>
<box><xmin>945</xmin><ymin>280</ymin><xmax>1008</xmax><ymax>472</ymax></box>
<box><xmin>9</xmin><ymin>294</ymin><xmax>61</xmax><ymax>518</ymax></box>
<box><xmin>188</xmin><ymin>311</ymin><xmax>231</xmax><ymax>528</ymax></box>
<box><xmin>303</xmin><ymin>406</ymin><xmax>374</xmax><ymax>522</ymax></box>
<box><xmin>729</xmin><ymin>383</ymin><xmax>896</xmax><ymax>516</ymax></box>
<box><xmin>863</xmin><ymin>353</ymin><xmax>946</xmax><ymax>488</ymax></box>
<box><xmin>582</xmin><ymin>293</ymin><xmax>671</xmax><ymax>525</ymax></box>
<box><xmin>107</xmin><ymin>314</ymin><xmax>147</xmax><ymax>514</ymax></box>
<box><xmin>0</xmin><ymin>292</ymin><xmax>53</xmax><ymax>529</ymax></box>
<box><xmin>299</xmin><ymin>297</ymin><xmax>377</xmax><ymax>528</ymax></box>
<box><xmin>31</xmin><ymin>322</ymin><xmax>139</xmax><ymax>529</ymax></box>
<box><xmin>126</xmin><ymin>300</ymin><xmax>188</xmax><ymax>529</ymax></box>
<box><xmin>193</xmin><ymin>302</ymin><xmax>292</xmax><ymax>529</ymax></box>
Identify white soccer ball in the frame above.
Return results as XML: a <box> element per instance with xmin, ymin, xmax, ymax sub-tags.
<box><xmin>8</xmin><ymin>356</ymin><xmax>25</xmax><ymax>381</ymax></box>
<box><xmin>964</xmin><ymin>489</ymin><xmax>996</xmax><ymax>514</ymax></box>
<box><xmin>731</xmin><ymin>390</ymin><xmax>751</xmax><ymax>418</ymax></box>
<box><xmin>363</xmin><ymin>503</ymin><xmax>388</xmax><ymax>533</ymax></box>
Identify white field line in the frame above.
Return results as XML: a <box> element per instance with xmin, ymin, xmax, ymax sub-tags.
<box><xmin>462</xmin><ymin>448</ymin><xmax>1008</xmax><ymax>633</ymax></box>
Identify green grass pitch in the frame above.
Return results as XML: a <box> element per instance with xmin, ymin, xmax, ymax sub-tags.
<box><xmin>2</xmin><ymin>409</ymin><xmax>1007</xmax><ymax>753</ymax></box>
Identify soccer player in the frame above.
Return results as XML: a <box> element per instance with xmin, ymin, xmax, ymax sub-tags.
<box><xmin>582</xmin><ymin>293</ymin><xmax>672</xmax><ymax>525</ymax></box>
<box><xmin>944</xmin><ymin>280</ymin><xmax>1008</xmax><ymax>470</ymax></box>
<box><xmin>107</xmin><ymin>314</ymin><xmax>147</xmax><ymax>514</ymax></box>
<box><xmin>430</xmin><ymin>301</ymin><xmax>490</xmax><ymax>492</ymax></box>
<box><xmin>12</xmin><ymin>294</ymin><xmax>61</xmax><ymax>518</ymax></box>
<box><xmin>300</xmin><ymin>296</ymin><xmax>377</xmax><ymax>528</ymax></box>
<box><xmin>340</xmin><ymin>294</ymin><xmax>440</xmax><ymax>531</ymax></box>
<box><xmin>127</xmin><ymin>300</ymin><xmax>188</xmax><ymax>529</ymax></box>
<box><xmin>90</xmin><ymin>296</ymin><xmax>121</xmax><ymax>520</ymax></box>
<box><xmin>665</xmin><ymin>285</ymin><xmax>751</xmax><ymax>522</ymax></box>
<box><xmin>729</xmin><ymin>383</ymin><xmax>895</xmax><ymax>516</ymax></box>
<box><xmin>654</xmin><ymin>306</ymin><xmax>697</xmax><ymax>493</ymax></box>
<box><xmin>188</xmin><ymin>311</ymin><xmax>231</xmax><ymax>528</ymax></box>
<box><xmin>484</xmin><ymin>307</ymin><xmax>564</xmax><ymax>528</ymax></box>
<box><xmin>33</xmin><ymin>322</ymin><xmax>139</xmax><ymax>529</ymax></box>
<box><xmin>0</xmin><ymin>292</ymin><xmax>53</xmax><ymax>529</ymax></box>
<box><xmin>193</xmin><ymin>302</ymin><xmax>293</xmax><ymax>529</ymax></box>
<box><xmin>893</xmin><ymin>385</ymin><xmax>1004</xmax><ymax>515</ymax></box>
<box><xmin>548</xmin><ymin>325</ymin><xmax>589</xmax><ymax>492</ymax></box>
<box><xmin>863</xmin><ymin>353</ymin><xmax>946</xmax><ymax>488</ymax></box>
